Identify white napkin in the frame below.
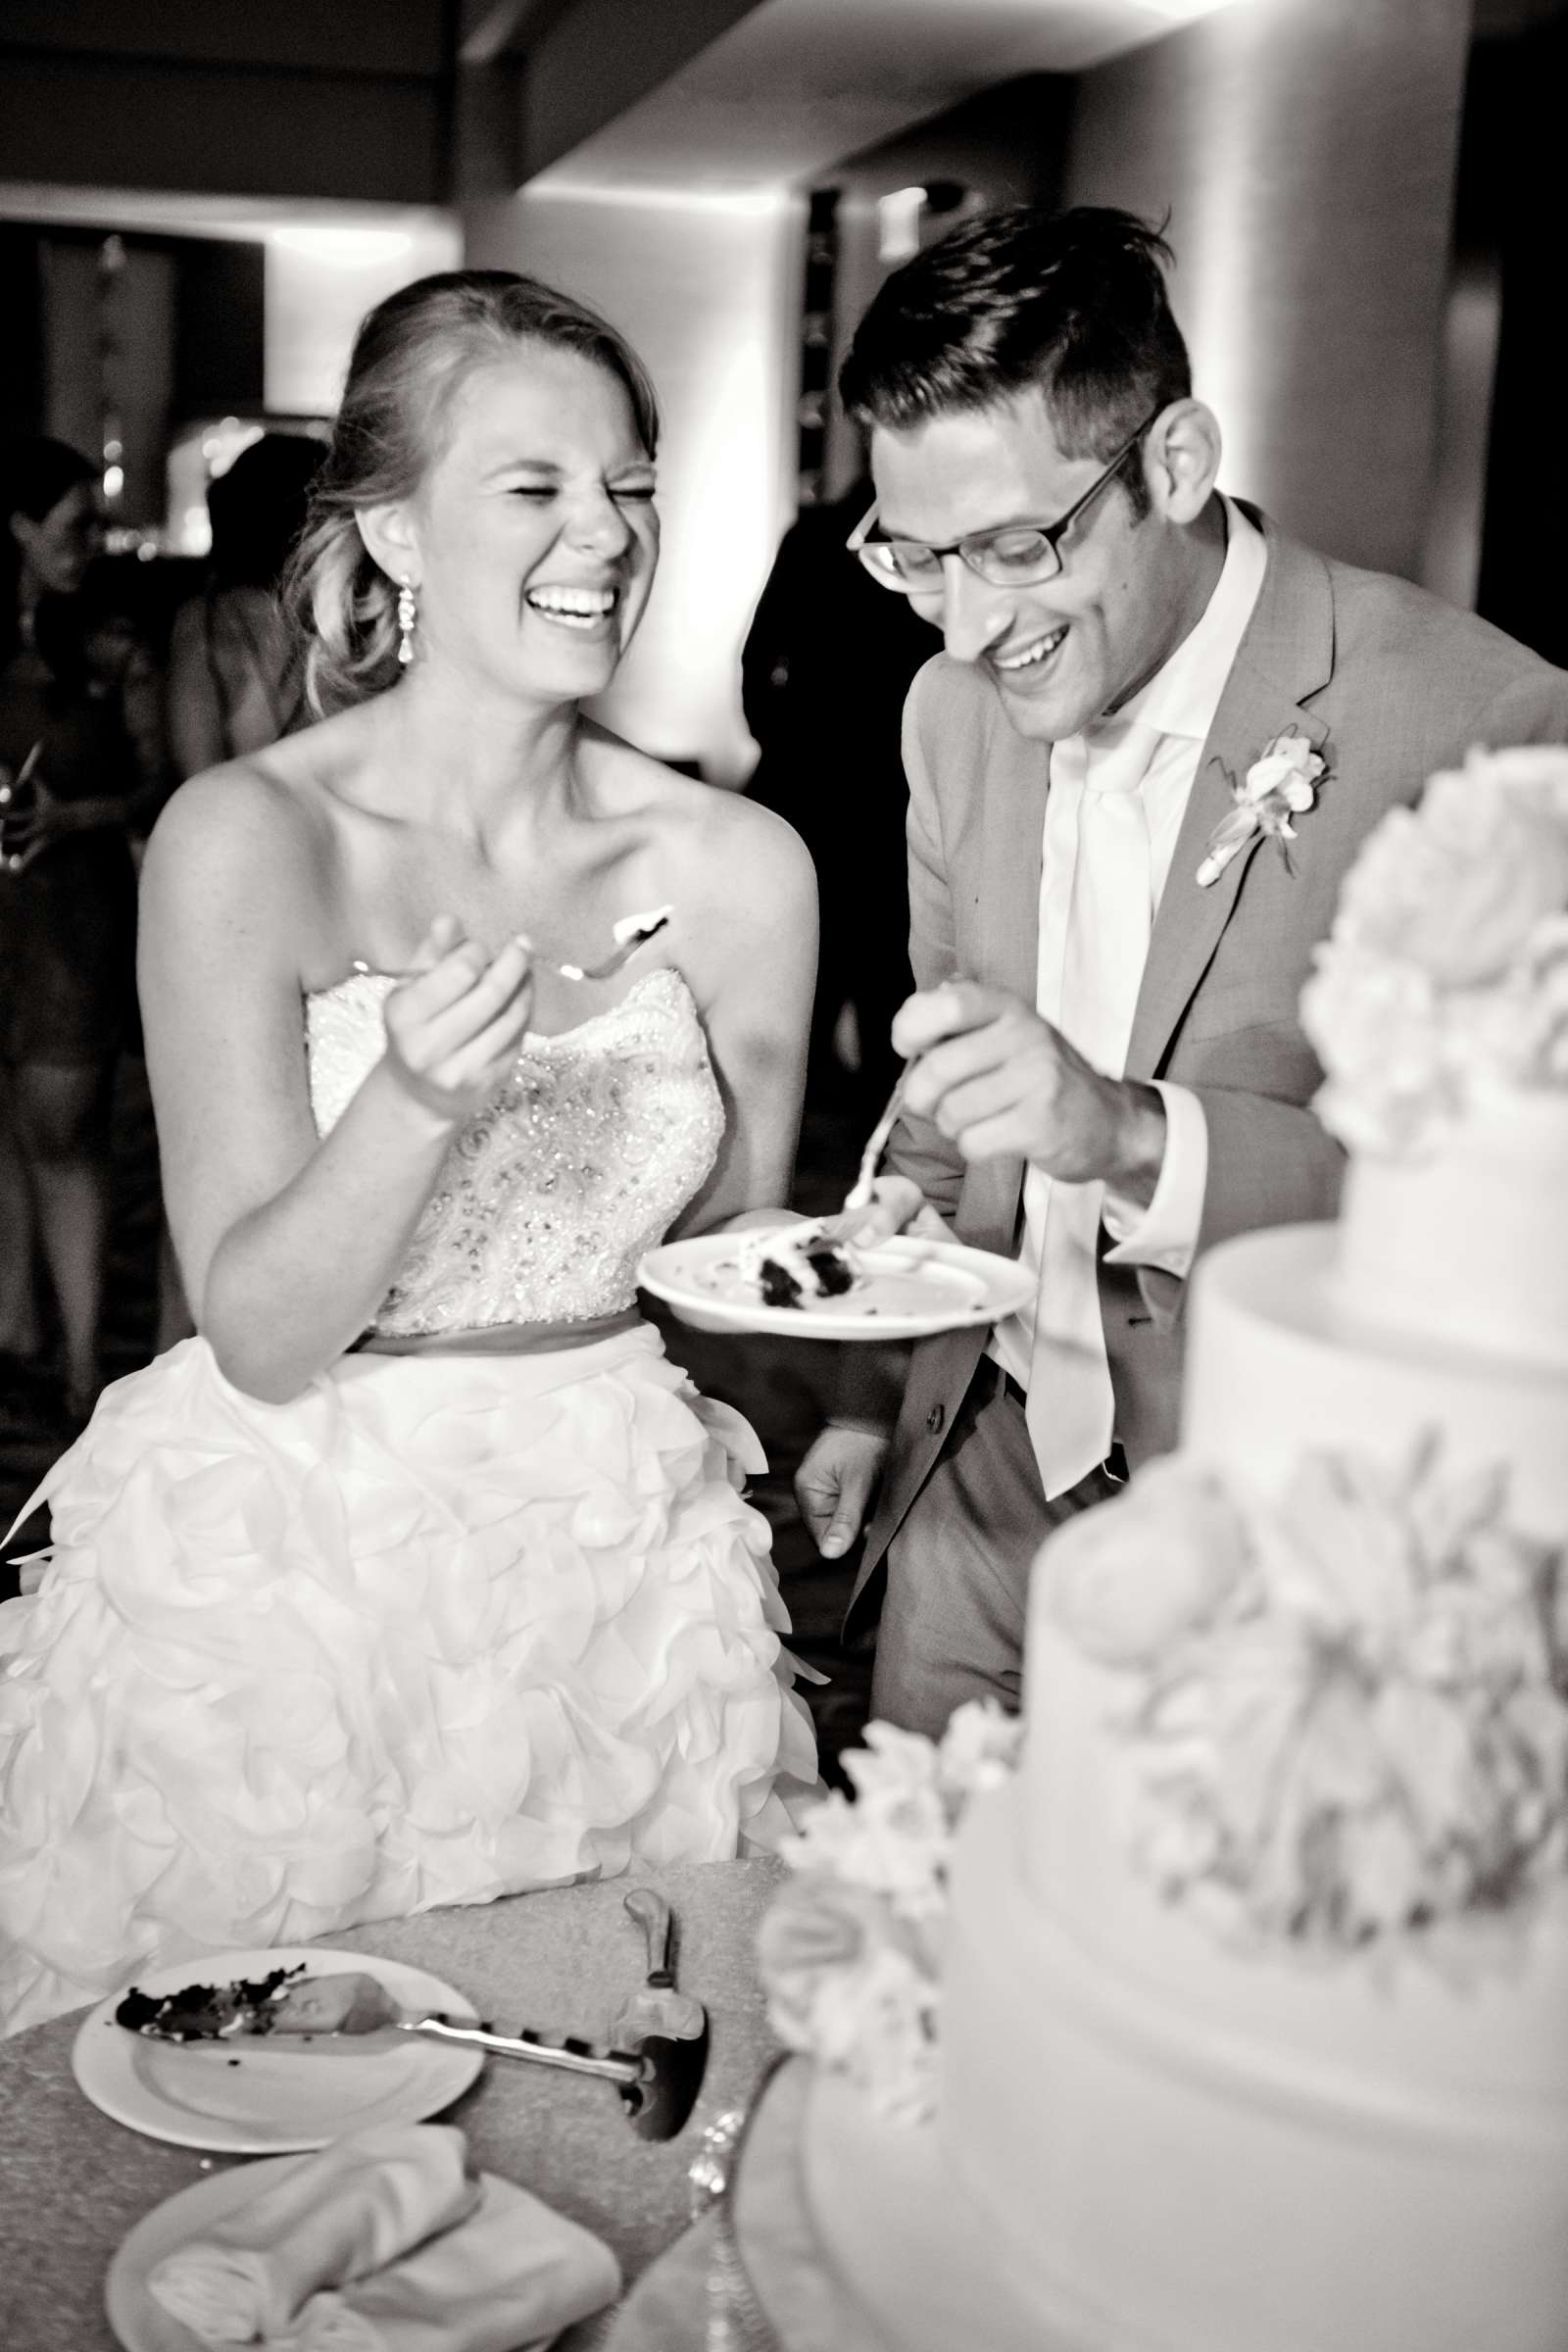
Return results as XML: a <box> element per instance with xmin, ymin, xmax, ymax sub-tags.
<box><xmin>148</xmin><ymin>2125</ymin><xmax>479</xmax><ymax>2343</ymax></box>
<box><xmin>285</xmin><ymin>2174</ymin><xmax>623</xmax><ymax>2351</ymax></box>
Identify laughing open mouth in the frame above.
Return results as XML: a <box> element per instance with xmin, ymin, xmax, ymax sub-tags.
<box><xmin>524</xmin><ymin>584</ymin><xmax>618</xmax><ymax>627</ymax></box>
<box><xmin>993</xmin><ymin>622</ymin><xmax>1068</xmax><ymax>674</ymax></box>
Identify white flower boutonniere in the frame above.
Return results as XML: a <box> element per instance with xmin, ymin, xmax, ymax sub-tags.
<box><xmin>1197</xmin><ymin>730</ymin><xmax>1326</xmax><ymax>888</ymax></box>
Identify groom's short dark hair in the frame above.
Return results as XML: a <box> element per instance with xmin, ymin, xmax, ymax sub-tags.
<box><xmin>839</xmin><ymin>206</ymin><xmax>1192</xmax><ymax>520</ymax></box>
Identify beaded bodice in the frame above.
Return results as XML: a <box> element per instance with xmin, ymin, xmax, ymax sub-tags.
<box><xmin>305</xmin><ymin>965</ymin><xmax>724</xmax><ymax>1335</ymax></box>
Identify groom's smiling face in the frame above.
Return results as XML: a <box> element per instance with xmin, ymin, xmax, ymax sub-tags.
<box><xmin>868</xmin><ymin>388</ymin><xmax>1210</xmax><ymax>743</ymax></box>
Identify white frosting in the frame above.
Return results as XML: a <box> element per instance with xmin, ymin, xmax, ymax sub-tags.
<box><xmin>1333</xmin><ymin>1086</ymin><xmax>1568</xmax><ymax>1372</ymax></box>
<box><xmin>797</xmin><ymin>1773</ymin><xmax>1568</xmax><ymax>2352</ymax></box>
<box><xmin>785</xmin><ymin>1042</ymin><xmax>1568</xmax><ymax>2352</ymax></box>
<box><xmin>1181</xmin><ymin>1224</ymin><xmax>1568</xmax><ymax>1543</ymax></box>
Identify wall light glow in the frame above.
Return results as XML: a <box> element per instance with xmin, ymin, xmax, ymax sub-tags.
<box><xmin>877</xmin><ymin>187</ymin><xmax>927</xmax><ymax>265</ymax></box>
<box><xmin>269</xmin><ymin>226</ymin><xmax>416</xmax><ymax>265</ymax></box>
<box><xmin>1138</xmin><ymin>0</ymin><xmax>1250</xmax><ymax>21</ymax></box>
<box><xmin>526</xmin><ymin>177</ymin><xmax>789</xmax><ymax>219</ymax></box>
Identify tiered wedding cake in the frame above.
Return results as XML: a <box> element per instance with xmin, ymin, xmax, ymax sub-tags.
<box><xmin>756</xmin><ymin>747</ymin><xmax>1568</xmax><ymax>2352</ymax></box>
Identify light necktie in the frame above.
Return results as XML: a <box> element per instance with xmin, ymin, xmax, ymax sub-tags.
<box><xmin>1026</xmin><ymin>717</ymin><xmax>1159</xmax><ymax>1497</ymax></box>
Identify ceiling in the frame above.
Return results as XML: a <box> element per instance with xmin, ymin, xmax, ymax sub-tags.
<box><xmin>532</xmin><ymin>0</ymin><xmax>1241</xmax><ymax>196</ymax></box>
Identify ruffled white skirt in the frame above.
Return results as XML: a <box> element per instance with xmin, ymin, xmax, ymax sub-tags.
<box><xmin>0</xmin><ymin>1325</ymin><xmax>819</xmax><ymax>2036</ymax></box>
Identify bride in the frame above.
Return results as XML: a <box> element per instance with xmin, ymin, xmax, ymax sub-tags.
<box><xmin>0</xmin><ymin>270</ymin><xmax>820</xmax><ymax>2035</ymax></box>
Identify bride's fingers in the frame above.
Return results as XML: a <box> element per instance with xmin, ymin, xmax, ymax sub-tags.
<box><xmin>391</xmin><ymin>935</ymin><xmax>494</xmax><ymax>1026</ymax></box>
<box><xmin>406</xmin><ymin>913</ymin><xmax>465</xmax><ymax>974</ymax></box>
<box><xmin>440</xmin><ymin>980</ymin><xmax>538</xmax><ymax>1092</ymax></box>
<box><xmin>406</xmin><ymin>938</ymin><xmax>534</xmax><ymax>1067</ymax></box>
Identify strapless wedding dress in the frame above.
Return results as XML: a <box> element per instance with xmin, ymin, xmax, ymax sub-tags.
<box><xmin>0</xmin><ymin>967</ymin><xmax>818</xmax><ymax>2035</ymax></box>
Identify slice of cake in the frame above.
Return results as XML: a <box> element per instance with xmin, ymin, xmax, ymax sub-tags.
<box><xmin>719</xmin><ymin>1222</ymin><xmax>866</xmax><ymax>1311</ymax></box>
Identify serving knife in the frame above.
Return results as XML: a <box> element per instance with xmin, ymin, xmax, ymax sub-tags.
<box><xmin>116</xmin><ymin>1967</ymin><xmax>708</xmax><ymax>2141</ymax></box>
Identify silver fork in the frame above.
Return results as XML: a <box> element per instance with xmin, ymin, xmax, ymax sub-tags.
<box><xmin>543</xmin><ymin>904</ymin><xmax>673</xmax><ymax>983</ymax></box>
<box><xmin>842</xmin><ymin>1065</ymin><xmax>908</xmax><ymax>1213</ymax></box>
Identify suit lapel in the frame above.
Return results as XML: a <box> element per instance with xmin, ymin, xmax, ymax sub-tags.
<box><xmin>1125</xmin><ymin>515</ymin><xmax>1336</xmax><ymax>1083</ymax></box>
<box><xmin>981</xmin><ymin>732</ymin><xmax>1047</xmax><ymax>1002</ymax></box>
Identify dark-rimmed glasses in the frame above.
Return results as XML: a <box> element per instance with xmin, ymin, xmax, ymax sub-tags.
<box><xmin>847</xmin><ymin>409</ymin><xmax>1161</xmax><ymax>593</ymax></box>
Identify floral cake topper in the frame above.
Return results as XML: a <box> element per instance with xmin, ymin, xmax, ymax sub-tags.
<box><xmin>1301</xmin><ymin>745</ymin><xmax>1568</xmax><ymax>1155</ymax></box>
<box><xmin>1197</xmin><ymin>730</ymin><xmax>1326</xmax><ymax>888</ymax></box>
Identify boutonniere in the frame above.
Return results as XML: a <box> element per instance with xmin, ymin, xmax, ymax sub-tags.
<box><xmin>1196</xmin><ymin>730</ymin><xmax>1326</xmax><ymax>888</ymax></box>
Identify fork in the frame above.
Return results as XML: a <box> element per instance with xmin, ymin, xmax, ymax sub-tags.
<box><xmin>533</xmin><ymin>904</ymin><xmax>673</xmax><ymax>983</ymax></box>
<box><xmin>361</xmin><ymin>906</ymin><xmax>674</xmax><ymax>990</ymax></box>
<box><xmin>842</xmin><ymin>1065</ymin><xmax>908</xmax><ymax>1213</ymax></box>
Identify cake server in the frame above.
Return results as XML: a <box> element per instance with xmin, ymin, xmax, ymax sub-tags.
<box><xmin>611</xmin><ymin>1887</ymin><xmax>709</xmax><ymax>2048</ymax></box>
<box><xmin>116</xmin><ymin>1970</ymin><xmax>708</xmax><ymax>2141</ymax></box>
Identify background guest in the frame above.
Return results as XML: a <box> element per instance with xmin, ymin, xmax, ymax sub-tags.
<box><xmin>166</xmin><ymin>430</ymin><xmax>325</xmax><ymax>776</ymax></box>
<box><xmin>743</xmin><ymin>478</ymin><xmax>929</xmax><ymax>1117</ymax></box>
<box><xmin>1</xmin><ymin>437</ymin><xmax>170</xmax><ymax>1426</ymax></box>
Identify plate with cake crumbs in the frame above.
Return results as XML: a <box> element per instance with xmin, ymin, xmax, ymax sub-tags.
<box><xmin>639</xmin><ymin>1222</ymin><xmax>1035</xmax><ymax>1340</ymax></box>
<box><xmin>73</xmin><ymin>1947</ymin><xmax>483</xmax><ymax>2153</ymax></box>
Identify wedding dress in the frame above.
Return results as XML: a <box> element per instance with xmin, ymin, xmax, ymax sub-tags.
<box><xmin>0</xmin><ymin>965</ymin><xmax>819</xmax><ymax>2035</ymax></box>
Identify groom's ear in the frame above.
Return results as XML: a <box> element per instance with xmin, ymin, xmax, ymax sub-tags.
<box><xmin>355</xmin><ymin>500</ymin><xmax>419</xmax><ymax>587</ymax></box>
<box><xmin>1144</xmin><ymin>401</ymin><xmax>1222</xmax><ymax>527</ymax></box>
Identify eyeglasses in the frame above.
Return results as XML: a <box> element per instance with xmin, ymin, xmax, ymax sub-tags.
<box><xmin>847</xmin><ymin>410</ymin><xmax>1161</xmax><ymax>594</ymax></box>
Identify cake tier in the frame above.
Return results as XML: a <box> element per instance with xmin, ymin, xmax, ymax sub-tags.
<box><xmin>943</xmin><ymin>1777</ymin><xmax>1568</xmax><ymax>2352</ymax></box>
<box><xmin>1179</xmin><ymin>1224</ymin><xmax>1568</xmax><ymax>1541</ymax></box>
<box><xmin>1333</xmin><ymin>1089</ymin><xmax>1568</xmax><ymax>1371</ymax></box>
<box><xmin>779</xmin><ymin>2060</ymin><xmax>1062</xmax><ymax>2352</ymax></box>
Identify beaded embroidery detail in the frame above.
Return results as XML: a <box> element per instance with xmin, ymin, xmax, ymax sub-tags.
<box><xmin>304</xmin><ymin>966</ymin><xmax>723</xmax><ymax>1334</ymax></box>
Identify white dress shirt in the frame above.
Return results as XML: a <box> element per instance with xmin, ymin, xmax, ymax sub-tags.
<box><xmin>990</xmin><ymin>499</ymin><xmax>1267</xmax><ymax>1491</ymax></box>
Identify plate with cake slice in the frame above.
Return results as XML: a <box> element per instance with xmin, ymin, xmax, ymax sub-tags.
<box><xmin>639</xmin><ymin>1222</ymin><xmax>1035</xmax><ymax>1340</ymax></box>
<box><xmin>73</xmin><ymin>1946</ymin><xmax>484</xmax><ymax>2153</ymax></box>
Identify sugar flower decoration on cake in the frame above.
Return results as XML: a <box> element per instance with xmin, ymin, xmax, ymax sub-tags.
<box><xmin>1301</xmin><ymin>745</ymin><xmax>1568</xmax><ymax>1153</ymax></box>
<box><xmin>1046</xmin><ymin>1439</ymin><xmax>1568</xmax><ymax>1949</ymax></box>
<box><xmin>757</xmin><ymin>1705</ymin><xmax>1022</xmax><ymax>2123</ymax></box>
<box><xmin>1196</xmin><ymin>730</ymin><xmax>1326</xmax><ymax>887</ymax></box>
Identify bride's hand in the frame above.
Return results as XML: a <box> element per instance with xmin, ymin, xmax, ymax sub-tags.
<box><xmin>380</xmin><ymin>915</ymin><xmax>534</xmax><ymax>1127</ymax></box>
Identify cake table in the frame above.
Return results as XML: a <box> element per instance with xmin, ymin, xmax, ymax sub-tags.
<box><xmin>0</xmin><ymin>1858</ymin><xmax>784</xmax><ymax>2351</ymax></box>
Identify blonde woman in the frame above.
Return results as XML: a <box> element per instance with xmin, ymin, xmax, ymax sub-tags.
<box><xmin>0</xmin><ymin>272</ymin><xmax>820</xmax><ymax>2034</ymax></box>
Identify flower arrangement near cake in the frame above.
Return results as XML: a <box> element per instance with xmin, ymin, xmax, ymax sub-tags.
<box><xmin>759</xmin><ymin>1703</ymin><xmax>1021</xmax><ymax>2123</ymax></box>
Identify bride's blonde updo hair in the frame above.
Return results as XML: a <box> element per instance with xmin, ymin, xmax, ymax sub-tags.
<box><xmin>285</xmin><ymin>270</ymin><xmax>660</xmax><ymax>717</ymax></box>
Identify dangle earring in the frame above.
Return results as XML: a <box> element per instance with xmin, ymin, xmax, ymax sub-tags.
<box><xmin>396</xmin><ymin>575</ymin><xmax>417</xmax><ymax>666</ymax></box>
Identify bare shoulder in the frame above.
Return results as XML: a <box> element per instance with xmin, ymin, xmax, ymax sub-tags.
<box><xmin>140</xmin><ymin>749</ymin><xmax>333</xmax><ymax>965</ymax></box>
<box><xmin>586</xmin><ymin>727</ymin><xmax>815</xmax><ymax>923</ymax></box>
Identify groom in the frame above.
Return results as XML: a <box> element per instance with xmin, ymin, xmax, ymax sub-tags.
<box><xmin>796</xmin><ymin>205</ymin><xmax>1568</xmax><ymax>1738</ymax></box>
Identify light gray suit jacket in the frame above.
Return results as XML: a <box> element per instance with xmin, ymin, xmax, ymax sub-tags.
<box><xmin>847</xmin><ymin>510</ymin><xmax>1568</xmax><ymax>1625</ymax></box>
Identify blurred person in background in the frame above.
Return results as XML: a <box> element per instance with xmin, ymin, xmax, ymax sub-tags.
<box><xmin>0</xmin><ymin>437</ymin><xmax>168</xmax><ymax>1428</ymax></box>
<box><xmin>167</xmin><ymin>430</ymin><xmax>324</xmax><ymax>775</ymax></box>
<box><xmin>0</xmin><ymin>271</ymin><xmax>819</xmax><ymax>2034</ymax></box>
<box><xmin>743</xmin><ymin>477</ymin><xmax>929</xmax><ymax>1118</ymax></box>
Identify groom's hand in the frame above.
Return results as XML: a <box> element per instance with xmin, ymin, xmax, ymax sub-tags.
<box><xmin>893</xmin><ymin>982</ymin><xmax>1166</xmax><ymax>1204</ymax></box>
<box><xmin>796</xmin><ymin>1425</ymin><xmax>890</xmax><ymax>1560</ymax></box>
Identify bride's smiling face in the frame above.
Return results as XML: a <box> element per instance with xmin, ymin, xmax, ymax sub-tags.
<box><xmin>394</xmin><ymin>340</ymin><xmax>659</xmax><ymax>702</ymax></box>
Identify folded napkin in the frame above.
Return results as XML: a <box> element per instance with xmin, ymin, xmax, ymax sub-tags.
<box><xmin>148</xmin><ymin>2124</ymin><xmax>479</xmax><ymax>2343</ymax></box>
<box><xmin>284</xmin><ymin>2174</ymin><xmax>623</xmax><ymax>2351</ymax></box>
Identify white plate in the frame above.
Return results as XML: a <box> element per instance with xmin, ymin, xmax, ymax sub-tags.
<box><xmin>105</xmin><ymin>2155</ymin><xmax>512</xmax><ymax>2352</ymax></box>
<box><xmin>639</xmin><ymin>1229</ymin><xmax>1035</xmax><ymax>1341</ymax></box>
<box><xmin>74</xmin><ymin>1947</ymin><xmax>484</xmax><ymax>2155</ymax></box>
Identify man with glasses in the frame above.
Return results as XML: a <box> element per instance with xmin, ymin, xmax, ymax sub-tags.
<box><xmin>795</xmin><ymin>204</ymin><xmax>1568</xmax><ymax>1738</ymax></box>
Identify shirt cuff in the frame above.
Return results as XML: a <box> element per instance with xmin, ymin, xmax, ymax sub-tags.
<box><xmin>1102</xmin><ymin>1082</ymin><xmax>1207</xmax><ymax>1279</ymax></box>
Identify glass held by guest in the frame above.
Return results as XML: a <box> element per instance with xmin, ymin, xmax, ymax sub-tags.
<box><xmin>0</xmin><ymin>271</ymin><xmax>822</xmax><ymax>2038</ymax></box>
